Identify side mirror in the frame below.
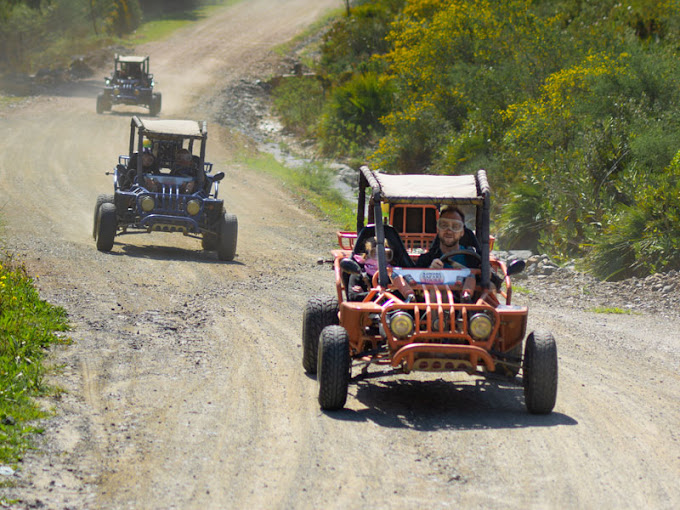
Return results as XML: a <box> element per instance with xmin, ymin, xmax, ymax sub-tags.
<box><xmin>506</xmin><ymin>258</ymin><xmax>526</xmax><ymax>276</ymax></box>
<box><xmin>212</xmin><ymin>172</ymin><xmax>225</xmax><ymax>182</ymax></box>
<box><xmin>340</xmin><ymin>257</ymin><xmax>362</xmax><ymax>275</ymax></box>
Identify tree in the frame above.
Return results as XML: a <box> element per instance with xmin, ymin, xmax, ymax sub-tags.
<box><xmin>106</xmin><ymin>0</ymin><xmax>142</xmax><ymax>37</ymax></box>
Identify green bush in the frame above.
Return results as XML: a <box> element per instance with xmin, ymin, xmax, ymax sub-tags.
<box><xmin>0</xmin><ymin>3</ymin><xmax>48</xmax><ymax>71</ymax></box>
<box><xmin>319</xmin><ymin>72</ymin><xmax>393</xmax><ymax>157</ymax></box>
<box><xmin>496</xmin><ymin>181</ymin><xmax>546</xmax><ymax>252</ymax></box>
<box><xmin>587</xmin><ymin>153</ymin><xmax>680</xmax><ymax>279</ymax></box>
<box><xmin>371</xmin><ymin>99</ymin><xmax>445</xmax><ymax>172</ymax></box>
<box><xmin>320</xmin><ymin>0</ymin><xmax>403</xmax><ymax>78</ymax></box>
<box><xmin>0</xmin><ymin>0</ymin><xmax>145</xmax><ymax>73</ymax></box>
<box><xmin>271</xmin><ymin>76</ymin><xmax>325</xmax><ymax>138</ymax></box>
<box><xmin>585</xmin><ymin>206</ymin><xmax>646</xmax><ymax>280</ymax></box>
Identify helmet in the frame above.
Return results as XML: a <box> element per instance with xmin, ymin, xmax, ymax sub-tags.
<box><xmin>143</xmin><ymin>139</ymin><xmax>152</xmax><ymax>149</ymax></box>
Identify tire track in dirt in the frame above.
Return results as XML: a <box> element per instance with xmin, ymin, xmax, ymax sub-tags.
<box><xmin>1</xmin><ymin>0</ymin><xmax>680</xmax><ymax>508</ymax></box>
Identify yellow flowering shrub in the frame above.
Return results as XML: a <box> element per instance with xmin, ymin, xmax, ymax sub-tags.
<box><xmin>503</xmin><ymin>53</ymin><xmax>629</xmax><ymax>150</ymax></box>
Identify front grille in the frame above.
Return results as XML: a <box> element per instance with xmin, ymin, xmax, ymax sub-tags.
<box><xmin>152</xmin><ymin>184</ymin><xmax>189</xmax><ymax>213</ymax></box>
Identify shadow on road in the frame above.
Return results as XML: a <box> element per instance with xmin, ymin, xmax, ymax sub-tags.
<box><xmin>324</xmin><ymin>374</ymin><xmax>576</xmax><ymax>431</ymax></box>
<box><xmin>28</xmin><ymin>79</ymin><xmax>161</xmax><ymax>117</ymax></box>
<box><xmin>100</xmin><ymin>242</ymin><xmax>245</xmax><ymax>265</ymax></box>
<box><xmin>96</xmin><ymin>109</ymin><xmax>157</xmax><ymax>118</ymax></box>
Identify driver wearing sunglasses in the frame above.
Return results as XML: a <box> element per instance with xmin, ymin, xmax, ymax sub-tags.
<box><xmin>416</xmin><ymin>205</ymin><xmax>471</xmax><ymax>269</ymax></box>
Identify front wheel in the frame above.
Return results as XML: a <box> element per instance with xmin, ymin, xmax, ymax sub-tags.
<box><xmin>95</xmin><ymin>202</ymin><xmax>117</xmax><ymax>252</ymax></box>
<box><xmin>98</xmin><ymin>93</ymin><xmax>112</xmax><ymax>112</ymax></box>
<box><xmin>217</xmin><ymin>212</ymin><xmax>238</xmax><ymax>261</ymax></box>
<box><xmin>96</xmin><ymin>93</ymin><xmax>105</xmax><ymax>114</ymax></box>
<box><xmin>302</xmin><ymin>296</ymin><xmax>339</xmax><ymax>374</ymax></box>
<box><xmin>150</xmin><ymin>93</ymin><xmax>162</xmax><ymax>116</ymax></box>
<box><xmin>523</xmin><ymin>331</ymin><xmax>558</xmax><ymax>414</ymax></box>
<box><xmin>93</xmin><ymin>194</ymin><xmax>114</xmax><ymax>238</ymax></box>
<box><xmin>317</xmin><ymin>325</ymin><xmax>350</xmax><ymax>411</ymax></box>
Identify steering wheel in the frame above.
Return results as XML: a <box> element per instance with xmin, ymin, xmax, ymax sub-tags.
<box><xmin>440</xmin><ymin>249</ymin><xmax>482</xmax><ymax>269</ymax></box>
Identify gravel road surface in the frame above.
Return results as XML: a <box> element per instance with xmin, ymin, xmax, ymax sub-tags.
<box><xmin>0</xmin><ymin>1</ymin><xmax>679</xmax><ymax>508</ymax></box>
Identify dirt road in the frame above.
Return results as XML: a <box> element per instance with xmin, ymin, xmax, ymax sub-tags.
<box><xmin>1</xmin><ymin>1</ymin><xmax>679</xmax><ymax>508</ymax></box>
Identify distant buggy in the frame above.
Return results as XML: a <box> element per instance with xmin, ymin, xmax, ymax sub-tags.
<box><xmin>96</xmin><ymin>55</ymin><xmax>162</xmax><ymax>116</ymax></box>
<box><xmin>93</xmin><ymin>116</ymin><xmax>238</xmax><ymax>260</ymax></box>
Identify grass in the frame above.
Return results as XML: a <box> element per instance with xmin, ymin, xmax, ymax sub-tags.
<box><xmin>586</xmin><ymin>306</ymin><xmax>636</xmax><ymax>315</ymax></box>
<box><xmin>508</xmin><ymin>284</ymin><xmax>532</xmax><ymax>295</ymax></box>
<box><xmin>237</xmin><ymin>149</ymin><xmax>355</xmax><ymax>229</ymax></box>
<box><xmin>0</xmin><ymin>253</ymin><xmax>70</xmax><ymax>469</ymax></box>
<box><xmin>0</xmin><ymin>96</ymin><xmax>24</xmax><ymax>108</ymax></box>
<box><xmin>130</xmin><ymin>0</ymin><xmax>244</xmax><ymax>45</ymax></box>
<box><xmin>272</xmin><ymin>7</ymin><xmax>344</xmax><ymax>62</ymax></box>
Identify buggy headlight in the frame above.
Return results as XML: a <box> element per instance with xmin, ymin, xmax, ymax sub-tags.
<box><xmin>388</xmin><ymin>311</ymin><xmax>414</xmax><ymax>338</ymax></box>
<box><xmin>140</xmin><ymin>196</ymin><xmax>155</xmax><ymax>212</ymax></box>
<box><xmin>469</xmin><ymin>313</ymin><xmax>493</xmax><ymax>340</ymax></box>
<box><xmin>186</xmin><ymin>199</ymin><xmax>200</xmax><ymax>216</ymax></box>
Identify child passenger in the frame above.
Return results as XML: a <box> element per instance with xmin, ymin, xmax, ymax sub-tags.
<box><xmin>348</xmin><ymin>238</ymin><xmax>390</xmax><ymax>301</ymax></box>
<box><xmin>348</xmin><ymin>238</ymin><xmax>414</xmax><ymax>302</ymax></box>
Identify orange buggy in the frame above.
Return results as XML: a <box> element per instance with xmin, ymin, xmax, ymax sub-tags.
<box><xmin>302</xmin><ymin>166</ymin><xmax>558</xmax><ymax>413</ymax></box>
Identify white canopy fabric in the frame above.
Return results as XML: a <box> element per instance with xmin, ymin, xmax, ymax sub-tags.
<box><xmin>365</xmin><ymin>167</ymin><xmax>483</xmax><ymax>205</ymax></box>
<box><xmin>118</xmin><ymin>55</ymin><xmax>148</xmax><ymax>63</ymax></box>
<box><xmin>139</xmin><ymin>119</ymin><xmax>205</xmax><ymax>138</ymax></box>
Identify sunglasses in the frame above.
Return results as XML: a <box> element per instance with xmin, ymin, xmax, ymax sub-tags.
<box><xmin>438</xmin><ymin>219</ymin><xmax>464</xmax><ymax>232</ymax></box>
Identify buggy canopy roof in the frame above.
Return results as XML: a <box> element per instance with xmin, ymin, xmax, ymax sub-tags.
<box><xmin>360</xmin><ymin>166</ymin><xmax>488</xmax><ymax>206</ymax></box>
<box><xmin>134</xmin><ymin>117</ymin><xmax>206</xmax><ymax>139</ymax></box>
<box><xmin>117</xmin><ymin>55</ymin><xmax>148</xmax><ymax>64</ymax></box>
<box><xmin>358</xmin><ymin>166</ymin><xmax>492</xmax><ymax>288</ymax></box>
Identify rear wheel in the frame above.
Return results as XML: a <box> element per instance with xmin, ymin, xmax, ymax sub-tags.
<box><xmin>217</xmin><ymin>212</ymin><xmax>238</xmax><ymax>261</ymax></box>
<box><xmin>302</xmin><ymin>296</ymin><xmax>339</xmax><ymax>374</ymax></box>
<box><xmin>317</xmin><ymin>325</ymin><xmax>350</xmax><ymax>411</ymax></box>
<box><xmin>93</xmin><ymin>194</ymin><xmax>114</xmax><ymax>238</ymax></box>
<box><xmin>95</xmin><ymin>203</ymin><xmax>117</xmax><ymax>252</ymax></box>
<box><xmin>523</xmin><ymin>331</ymin><xmax>558</xmax><ymax>414</ymax></box>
